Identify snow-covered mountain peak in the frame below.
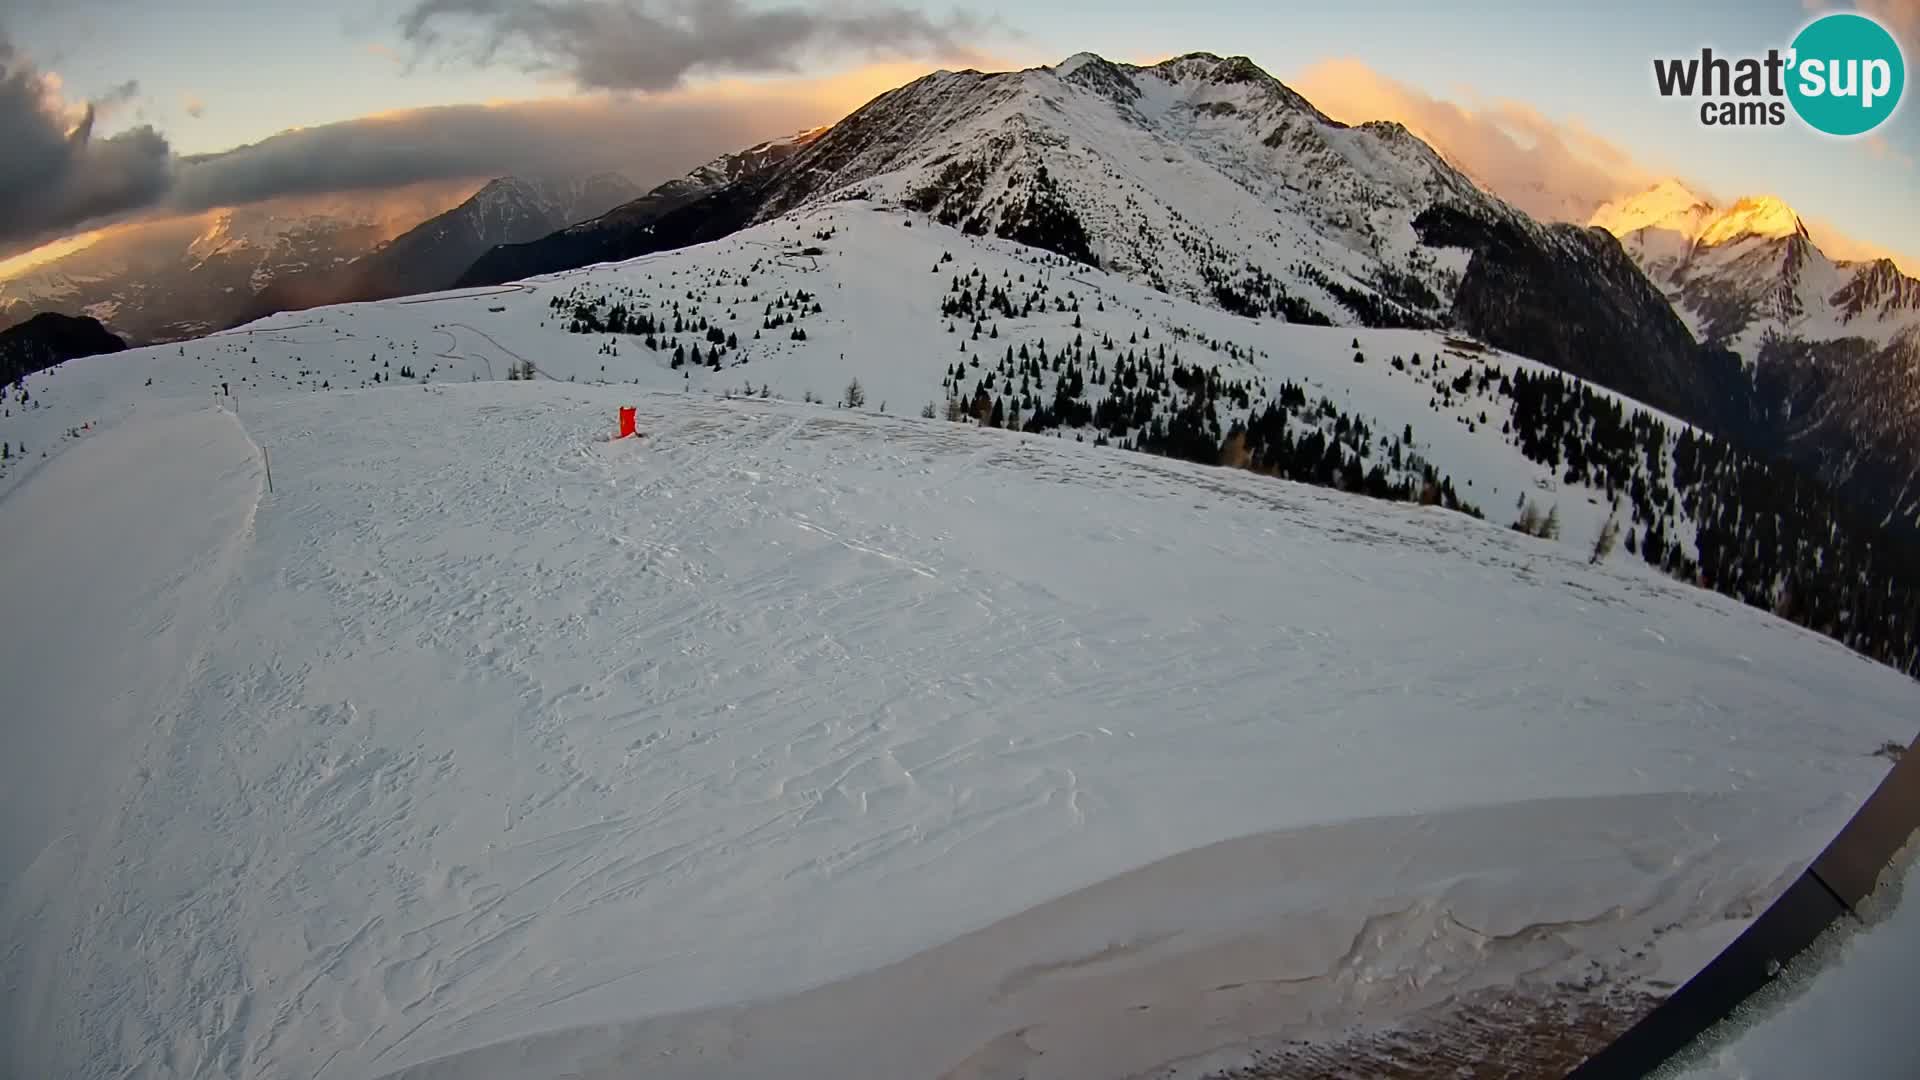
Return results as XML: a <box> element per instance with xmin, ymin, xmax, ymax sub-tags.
<box><xmin>1149</xmin><ymin>51</ymin><xmax>1270</xmax><ymax>85</ymax></box>
<box><xmin>473</xmin><ymin>175</ymin><xmax>532</xmax><ymax>198</ymax></box>
<box><xmin>1132</xmin><ymin>51</ymin><xmax>1333</xmax><ymax>121</ymax></box>
<box><xmin>1052</xmin><ymin>51</ymin><xmax>1104</xmax><ymax>78</ymax></box>
<box><xmin>467</xmin><ymin>176</ymin><xmax>539</xmax><ymax>211</ymax></box>
<box><xmin>1588</xmin><ymin>179</ymin><xmax>1715</xmax><ymax>240</ymax></box>
<box><xmin>704</xmin><ymin>48</ymin><xmax>1523</xmax><ymax>330</ymax></box>
<box><xmin>1590</xmin><ymin>183</ymin><xmax>1808</xmax><ymax>252</ymax></box>
<box><xmin>463</xmin><ymin>47</ymin><xmax>1723</xmax><ymax>440</ymax></box>
<box><xmin>1696</xmin><ymin>194</ymin><xmax>1807</xmax><ymax>248</ymax></box>
<box><xmin>1831</xmin><ymin>256</ymin><xmax>1920</xmax><ymax>319</ymax></box>
<box><xmin>1588</xmin><ymin>179</ymin><xmax>1914</xmax><ymax>347</ymax></box>
<box><xmin>1591</xmin><ymin>179</ymin><xmax>1920</xmax><ymax>529</ymax></box>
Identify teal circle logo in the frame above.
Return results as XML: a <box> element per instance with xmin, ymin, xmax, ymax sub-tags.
<box><xmin>1787</xmin><ymin>13</ymin><xmax>1905</xmax><ymax>136</ymax></box>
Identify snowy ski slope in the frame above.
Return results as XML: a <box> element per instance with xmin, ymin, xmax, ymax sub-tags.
<box><xmin>2</xmin><ymin>205</ymin><xmax>1918</xmax><ymax>1078</ymax></box>
<box><xmin>2</xmin><ymin>378</ymin><xmax>1915</xmax><ymax>1079</ymax></box>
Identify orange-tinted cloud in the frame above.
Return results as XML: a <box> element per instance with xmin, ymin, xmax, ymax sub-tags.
<box><xmin>1291</xmin><ymin>56</ymin><xmax>1919</xmax><ymax>276</ymax></box>
<box><xmin>1803</xmin><ymin>213</ymin><xmax>1920</xmax><ymax>274</ymax></box>
<box><xmin>1</xmin><ymin>57</ymin><xmax>925</xmax><ymax>270</ymax></box>
<box><xmin>395</xmin><ymin>0</ymin><xmax>996</xmax><ymax>93</ymax></box>
<box><xmin>1861</xmin><ymin>132</ymin><xmax>1915</xmax><ymax>170</ymax></box>
<box><xmin>683</xmin><ymin>57</ymin><xmax>974</xmax><ymax>114</ymax></box>
<box><xmin>162</xmin><ymin>80</ymin><xmax>849</xmax><ymax>215</ymax></box>
<box><xmin>0</xmin><ymin>178</ymin><xmax>483</xmax><ymax>295</ymax></box>
<box><xmin>0</xmin><ymin>225</ymin><xmax>117</xmax><ymax>280</ymax></box>
<box><xmin>9</xmin><ymin>4</ymin><xmax>977</xmax><ymax>262</ymax></box>
<box><xmin>1847</xmin><ymin>1</ymin><xmax>1919</xmax><ymax>49</ymax></box>
<box><xmin>1292</xmin><ymin>57</ymin><xmax>1658</xmax><ymax>224</ymax></box>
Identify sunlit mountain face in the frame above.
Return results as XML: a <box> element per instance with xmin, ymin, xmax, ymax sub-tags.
<box><xmin>0</xmin><ymin>181</ymin><xmax>481</xmax><ymax>345</ymax></box>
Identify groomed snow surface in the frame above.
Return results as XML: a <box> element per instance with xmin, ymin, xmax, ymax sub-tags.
<box><xmin>4</xmin><ymin>380</ymin><xmax>1917</xmax><ymax>1080</ymax></box>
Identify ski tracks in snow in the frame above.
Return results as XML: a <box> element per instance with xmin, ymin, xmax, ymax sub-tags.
<box><xmin>6</xmin><ymin>385</ymin><xmax>1918</xmax><ymax>1080</ymax></box>
<box><xmin>0</xmin><ymin>403</ymin><xmax>268</xmax><ymax>1080</ymax></box>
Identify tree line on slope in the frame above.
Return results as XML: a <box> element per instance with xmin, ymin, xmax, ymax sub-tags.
<box><xmin>936</xmin><ymin>327</ymin><xmax>1482</xmax><ymax>520</ymax></box>
<box><xmin>1504</xmin><ymin>368</ymin><xmax>1919</xmax><ymax>675</ymax></box>
<box><xmin>924</xmin><ymin>251</ymin><xmax>1916</xmax><ymax>674</ymax></box>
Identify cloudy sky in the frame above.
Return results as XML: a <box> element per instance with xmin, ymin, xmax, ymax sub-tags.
<box><xmin>1</xmin><ymin>0</ymin><xmax>1915</xmax><ymax>270</ymax></box>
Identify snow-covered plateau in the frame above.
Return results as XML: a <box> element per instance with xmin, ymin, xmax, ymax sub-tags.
<box><xmin>3</xmin><ymin>203</ymin><xmax>1917</xmax><ymax>1079</ymax></box>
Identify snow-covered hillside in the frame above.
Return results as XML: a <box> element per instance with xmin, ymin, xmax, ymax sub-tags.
<box><xmin>4</xmin><ymin>199</ymin><xmax>1919</xmax><ymax>1078</ymax></box>
<box><xmin>4</xmin><ymin>378</ymin><xmax>1916</xmax><ymax>1080</ymax></box>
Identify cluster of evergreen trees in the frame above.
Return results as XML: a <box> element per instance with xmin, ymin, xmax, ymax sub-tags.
<box><xmin>545</xmin><ymin>281</ymin><xmax>824</xmax><ymax>371</ymax></box>
<box><xmin>1205</xmin><ymin>262</ymin><xmax>1332</xmax><ymax>325</ymax></box>
<box><xmin>993</xmin><ymin>165</ymin><xmax>1099</xmax><ymax>268</ymax></box>
<box><xmin>936</xmin><ymin>318</ymin><xmax>1482</xmax><ymax>519</ymax></box>
<box><xmin>905</xmin><ymin>157</ymin><xmax>992</xmax><ymax>227</ymax></box>
<box><xmin>937</xmin><ymin>261</ymin><xmax>1090</xmax><ymax>326</ymax></box>
<box><xmin>922</xmin><ymin>261</ymin><xmax>1488</xmax><ymax>515</ymax></box>
<box><xmin>1184</xmin><ymin>250</ymin><xmax>1438</xmax><ymax>330</ymax></box>
<box><xmin>1228</xmin><ymin>392</ymin><xmax>1477</xmax><ymax>514</ymax></box>
<box><xmin>1503</xmin><ymin>367</ymin><xmax>1920</xmax><ymax>675</ymax></box>
<box><xmin>1287</xmin><ymin>261</ymin><xmax>1435</xmax><ymax>330</ymax></box>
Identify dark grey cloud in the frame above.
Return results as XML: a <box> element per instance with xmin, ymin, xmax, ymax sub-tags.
<box><xmin>0</xmin><ymin>83</ymin><xmax>831</xmax><ymax>259</ymax></box>
<box><xmin>163</xmin><ymin>93</ymin><xmax>827</xmax><ymax>213</ymax></box>
<box><xmin>0</xmin><ymin>31</ymin><xmax>171</xmax><ymax>253</ymax></box>
<box><xmin>96</xmin><ymin>78</ymin><xmax>139</xmax><ymax>109</ymax></box>
<box><xmin>1</xmin><ymin>2</ymin><xmax>955</xmax><ymax>259</ymax></box>
<box><xmin>398</xmin><ymin>0</ymin><xmax>990</xmax><ymax>91</ymax></box>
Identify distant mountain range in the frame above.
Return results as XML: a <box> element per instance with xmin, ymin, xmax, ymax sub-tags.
<box><xmin>237</xmin><ymin>173</ymin><xmax>645</xmax><ymax>322</ymax></box>
<box><xmin>0</xmin><ymin>175</ymin><xmax>642</xmax><ymax>345</ymax></box>
<box><xmin>1591</xmin><ymin>181</ymin><xmax>1920</xmax><ymax>529</ymax></box>
<box><xmin>0</xmin><ymin>202</ymin><xmax>417</xmax><ymax>345</ymax></box>
<box><xmin>457</xmin><ymin>129</ymin><xmax>827</xmax><ymax>287</ymax></box>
